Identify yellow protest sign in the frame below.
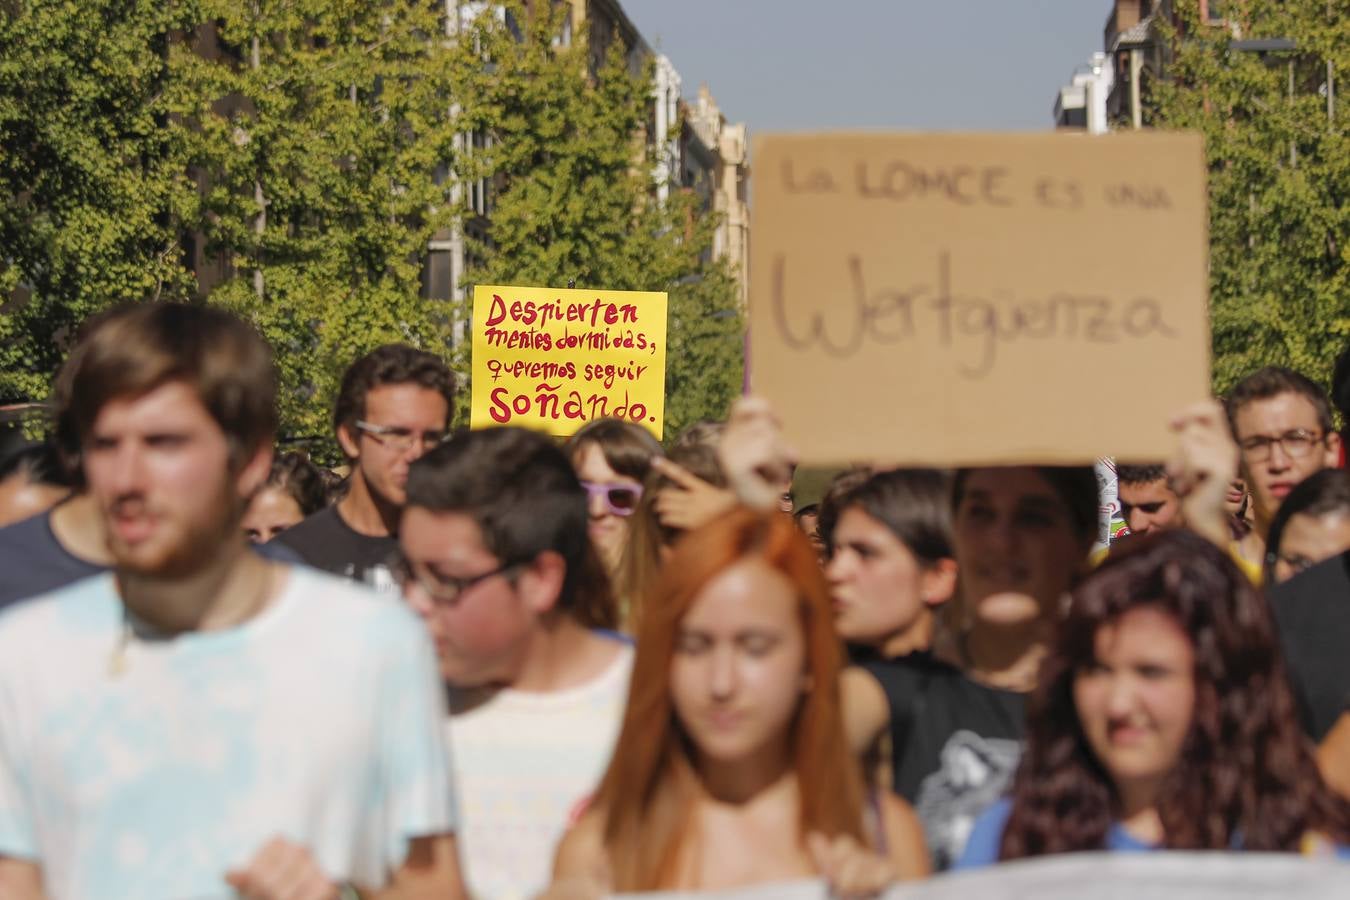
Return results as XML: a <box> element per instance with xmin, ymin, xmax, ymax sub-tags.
<box><xmin>749</xmin><ymin>131</ymin><xmax>1211</xmax><ymax>466</ymax></box>
<box><xmin>470</xmin><ymin>284</ymin><xmax>668</xmax><ymax>439</ymax></box>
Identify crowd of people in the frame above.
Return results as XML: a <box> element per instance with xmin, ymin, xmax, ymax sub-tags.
<box><xmin>0</xmin><ymin>301</ymin><xmax>1348</xmax><ymax>899</ymax></box>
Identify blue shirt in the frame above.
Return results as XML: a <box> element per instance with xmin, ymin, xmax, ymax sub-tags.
<box><xmin>957</xmin><ymin>798</ymin><xmax>1160</xmax><ymax>868</ymax></box>
<box><xmin>0</xmin><ymin>567</ymin><xmax>456</xmax><ymax>899</ymax></box>
<box><xmin>955</xmin><ymin>798</ymin><xmax>1350</xmax><ymax>868</ymax></box>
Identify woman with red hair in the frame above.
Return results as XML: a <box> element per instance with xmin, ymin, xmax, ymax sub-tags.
<box><xmin>545</xmin><ymin>508</ymin><xmax>929</xmax><ymax>896</ymax></box>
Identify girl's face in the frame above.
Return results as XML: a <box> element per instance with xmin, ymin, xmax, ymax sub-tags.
<box><xmin>826</xmin><ymin>507</ymin><xmax>933</xmax><ymax>647</ymax></box>
<box><xmin>670</xmin><ymin>558</ymin><xmax>808</xmax><ymax>768</ymax></box>
<box><xmin>1073</xmin><ymin>606</ymin><xmax>1196</xmax><ymax>803</ymax></box>
<box><xmin>573</xmin><ymin>443</ymin><xmax>642</xmax><ymax>569</ymax></box>
<box><xmin>952</xmin><ymin>467</ymin><xmax>1088</xmax><ymax>627</ymax></box>
<box><xmin>241</xmin><ymin>486</ymin><xmax>305</xmax><ymax>544</ymax></box>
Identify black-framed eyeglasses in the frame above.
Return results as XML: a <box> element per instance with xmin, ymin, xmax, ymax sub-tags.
<box><xmin>1238</xmin><ymin>429</ymin><xmax>1326</xmax><ymax>462</ymax></box>
<box><xmin>580</xmin><ymin>481</ymin><xmax>643</xmax><ymax>516</ymax></box>
<box><xmin>354</xmin><ymin>420</ymin><xmax>447</xmax><ymax>453</ymax></box>
<box><xmin>389</xmin><ymin>553</ymin><xmax>523</xmax><ymax>606</ymax></box>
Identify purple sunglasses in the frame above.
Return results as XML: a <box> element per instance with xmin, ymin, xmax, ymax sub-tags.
<box><xmin>580</xmin><ymin>481</ymin><xmax>644</xmax><ymax>516</ymax></box>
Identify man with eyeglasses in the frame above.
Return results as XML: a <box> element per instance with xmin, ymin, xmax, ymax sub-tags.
<box><xmin>273</xmin><ymin>344</ymin><xmax>454</xmax><ymax>588</ymax></box>
<box><xmin>396</xmin><ymin>426</ymin><xmax>633</xmax><ymax>900</ymax></box>
<box><xmin>1225</xmin><ymin>366</ymin><xmax>1342</xmax><ymax>562</ymax></box>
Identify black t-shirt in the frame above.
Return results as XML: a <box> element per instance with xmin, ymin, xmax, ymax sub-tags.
<box><xmin>270</xmin><ymin>506</ymin><xmax>399</xmax><ymax>592</ymax></box>
<box><xmin>1270</xmin><ymin>551</ymin><xmax>1350</xmax><ymax>742</ymax></box>
<box><xmin>0</xmin><ymin>510</ymin><xmax>104</xmax><ymax>612</ymax></box>
<box><xmin>863</xmin><ymin>653</ymin><xmax>1027</xmax><ymax>871</ymax></box>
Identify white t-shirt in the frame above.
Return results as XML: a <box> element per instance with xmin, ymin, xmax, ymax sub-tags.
<box><xmin>0</xmin><ymin>567</ymin><xmax>457</xmax><ymax>900</ymax></box>
<box><xmin>448</xmin><ymin>637</ymin><xmax>633</xmax><ymax>899</ymax></box>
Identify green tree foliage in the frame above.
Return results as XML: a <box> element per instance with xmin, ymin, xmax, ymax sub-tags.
<box><xmin>0</xmin><ymin>0</ymin><xmax>742</xmax><ymax>447</ymax></box>
<box><xmin>1149</xmin><ymin>0</ymin><xmax>1349</xmax><ymax>394</ymax></box>
<box><xmin>0</xmin><ymin>0</ymin><xmax>198</xmax><ymax>404</ymax></box>
<box><xmin>170</xmin><ymin>0</ymin><xmax>460</xmax><ymax>447</ymax></box>
<box><xmin>450</xmin><ymin>2</ymin><xmax>744</xmax><ymax>438</ymax></box>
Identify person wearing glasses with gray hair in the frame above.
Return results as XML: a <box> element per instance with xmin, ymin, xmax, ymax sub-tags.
<box><xmin>273</xmin><ymin>343</ymin><xmax>454</xmax><ymax>589</ymax></box>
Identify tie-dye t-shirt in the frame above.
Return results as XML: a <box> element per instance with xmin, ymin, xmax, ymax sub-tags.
<box><xmin>0</xmin><ymin>567</ymin><xmax>457</xmax><ymax>900</ymax></box>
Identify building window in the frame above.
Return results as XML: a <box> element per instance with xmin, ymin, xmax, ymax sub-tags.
<box><xmin>1205</xmin><ymin>1</ymin><xmax>1224</xmax><ymax>23</ymax></box>
<box><xmin>421</xmin><ymin>248</ymin><xmax>453</xmax><ymax>301</ymax></box>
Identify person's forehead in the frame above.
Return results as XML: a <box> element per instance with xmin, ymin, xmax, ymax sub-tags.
<box><xmin>362</xmin><ymin>382</ymin><xmax>449</xmax><ymax>424</ymax></box>
<box><xmin>1283</xmin><ymin>510</ymin><xmax>1350</xmax><ymax>546</ymax></box>
<box><xmin>1234</xmin><ymin>391</ymin><xmax>1321</xmax><ymax>435</ymax></box>
<box><xmin>573</xmin><ymin>442</ymin><xmax>633</xmax><ymax>483</ymax></box>
<box><xmin>1092</xmin><ymin>606</ymin><xmax>1192</xmax><ymax>656</ymax></box>
<box><xmin>682</xmin><ymin>559</ymin><xmax>799</xmax><ymax>628</ymax></box>
<box><xmin>964</xmin><ymin>468</ymin><xmax>1061</xmax><ymax>505</ymax></box>
<box><xmin>1118</xmin><ymin>478</ymin><xmax>1174</xmax><ymax>501</ymax></box>
<box><xmin>92</xmin><ymin>381</ymin><xmax>218</xmax><ymax>432</ymax></box>
<box><xmin>836</xmin><ymin>506</ymin><xmax>902</xmax><ymax>542</ymax></box>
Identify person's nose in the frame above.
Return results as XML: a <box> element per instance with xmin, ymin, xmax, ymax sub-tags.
<box><xmin>587</xmin><ymin>490</ymin><xmax>608</xmax><ymax>519</ymax></box>
<box><xmin>1266</xmin><ymin>441</ymin><xmax>1293</xmax><ymax>472</ymax></box>
<box><xmin>103</xmin><ymin>443</ymin><xmax>148</xmax><ymax>497</ymax></box>
<box><xmin>1104</xmin><ymin>674</ymin><xmax>1136</xmax><ymax>719</ymax></box>
<box><xmin>824</xmin><ymin>549</ymin><xmax>852</xmax><ymax>585</ymax></box>
<box><xmin>402</xmin><ymin>581</ymin><xmax>434</xmax><ymax>619</ymax></box>
<box><xmin>985</xmin><ymin>517</ymin><xmax>1019</xmax><ymax>557</ymax></box>
<box><xmin>708</xmin><ymin>645</ymin><xmax>737</xmax><ymax>702</ymax></box>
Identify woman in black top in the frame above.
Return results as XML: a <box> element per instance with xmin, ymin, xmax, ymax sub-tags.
<box><xmin>842</xmin><ymin>465</ymin><xmax>1097</xmax><ymax>869</ymax></box>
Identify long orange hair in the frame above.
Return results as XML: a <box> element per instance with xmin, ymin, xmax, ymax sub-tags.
<box><xmin>592</xmin><ymin>507</ymin><xmax>867</xmax><ymax>891</ymax></box>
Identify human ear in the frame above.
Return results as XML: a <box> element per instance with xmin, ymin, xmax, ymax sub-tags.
<box><xmin>336</xmin><ymin>422</ymin><xmax>361</xmax><ymax>460</ymax></box>
<box><xmin>518</xmin><ymin>550</ymin><xmax>567</xmax><ymax>616</ymax></box>
<box><xmin>1324</xmin><ymin>431</ymin><xmax>1342</xmax><ymax>468</ymax></box>
<box><xmin>920</xmin><ymin>558</ymin><xmax>958</xmax><ymax>607</ymax></box>
<box><xmin>235</xmin><ymin>442</ymin><xmax>274</xmax><ymax>500</ymax></box>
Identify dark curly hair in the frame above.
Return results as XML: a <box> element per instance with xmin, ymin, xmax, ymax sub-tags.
<box><xmin>264</xmin><ymin>452</ymin><xmax>329</xmax><ymax>517</ymax></box>
<box><xmin>1000</xmin><ymin>529</ymin><xmax>1350</xmax><ymax>859</ymax></box>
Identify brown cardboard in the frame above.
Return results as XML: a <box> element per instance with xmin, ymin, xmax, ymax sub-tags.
<box><xmin>748</xmin><ymin>131</ymin><xmax>1211</xmax><ymax>466</ymax></box>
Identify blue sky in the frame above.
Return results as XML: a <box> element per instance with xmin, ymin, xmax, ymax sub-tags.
<box><xmin>621</xmin><ymin>0</ymin><xmax>1111</xmax><ymax>132</ymax></box>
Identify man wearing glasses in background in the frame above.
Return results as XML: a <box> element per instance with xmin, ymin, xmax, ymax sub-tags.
<box><xmin>275</xmin><ymin>344</ymin><xmax>454</xmax><ymax>588</ymax></box>
<box><xmin>1225</xmin><ymin>366</ymin><xmax>1342</xmax><ymax>562</ymax></box>
<box><xmin>395</xmin><ymin>426</ymin><xmax>632</xmax><ymax>900</ymax></box>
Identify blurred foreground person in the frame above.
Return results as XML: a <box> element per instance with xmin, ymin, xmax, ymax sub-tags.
<box><xmin>0</xmin><ymin>304</ymin><xmax>464</xmax><ymax>900</ymax></box>
<box><xmin>617</xmin><ymin>433</ymin><xmax>735</xmax><ymax>630</ymax></box>
<box><xmin>957</xmin><ymin>530</ymin><xmax>1350</xmax><ymax>866</ymax></box>
<box><xmin>242</xmin><ymin>451</ymin><xmax>328</xmax><ymax>544</ymax></box>
<box><xmin>547</xmin><ymin>510</ymin><xmax>929</xmax><ymax>897</ymax></box>
<box><xmin>0</xmin><ymin>444</ymin><xmax>70</xmax><ymax>529</ymax></box>
<box><xmin>711</xmin><ymin>397</ymin><xmax>1097</xmax><ymax>870</ymax></box>
<box><xmin>399</xmin><ymin>427</ymin><xmax>627</xmax><ymax>900</ymax></box>
<box><xmin>845</xmin><ymin>465</ymin><xmax>1098</xmax><ymax>869</ymax></box>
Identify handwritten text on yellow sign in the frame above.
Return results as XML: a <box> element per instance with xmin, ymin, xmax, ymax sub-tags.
<box><xmin>470</xmin><ymin>284</ymin><xmax>668</xmax><ymax>438</ymax></box>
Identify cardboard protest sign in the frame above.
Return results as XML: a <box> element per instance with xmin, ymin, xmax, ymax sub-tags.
<box><xmin>470</xmin><ymin>284</ymin><xmax>668</xmax><ymax>439</ymax></box>
<box><xmin>749</xmin><ymin>132</ymin><xmax>1211</xmax><ymax>466</ymax></box>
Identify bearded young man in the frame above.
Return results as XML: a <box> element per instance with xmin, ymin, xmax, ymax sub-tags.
<box><xmin>0</xmin><ymin>304</ymin><xmax>464</xmax><ymax>900</ymax></box>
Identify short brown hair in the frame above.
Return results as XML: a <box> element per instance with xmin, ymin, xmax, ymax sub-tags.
<box><xmin>62</xmin><ymin>303</ymin><xmax>278</xmax><ymax>465</ymax></box>
<box><xmin>1225</xmin><ymin>366</ymin><xmax>1334</xmax><ymax>438</ymax></box>
<box><xmin>333</xmin><ymin>344</ymin><xmax>455</xmax><ymax>439</ymax></box>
